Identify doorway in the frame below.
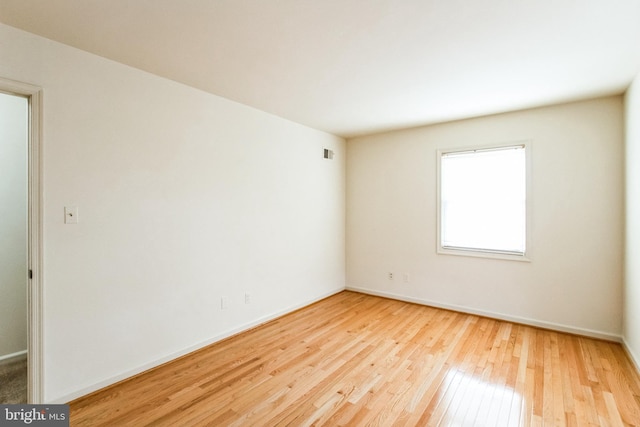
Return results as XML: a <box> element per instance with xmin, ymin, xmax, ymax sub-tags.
<box><xmin>0</xmin><ymin>91</ymin><xmax>28</xmax><ymax>403</ymax></box>
<box><xmin>0</xmin><ymin>78</ymin><xmax>43</xmax><ymax>403</ymax></box>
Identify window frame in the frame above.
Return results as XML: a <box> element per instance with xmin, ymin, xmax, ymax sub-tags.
<box><xmin>436</xmin><ymin>141</ymin><xmax>532</xmax><ymax>262</ymax></box>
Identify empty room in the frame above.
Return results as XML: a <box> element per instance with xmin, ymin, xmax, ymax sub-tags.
<box><xmin>1</xmin><ymin>0</ymin><xmax>640</xmax><ymax>425</ymax></box>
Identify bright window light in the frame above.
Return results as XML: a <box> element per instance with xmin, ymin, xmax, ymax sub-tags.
<box><xmin>439</xmin><ymin>145</ymin><xmax>527</xmax><ymax>257</ymax></box>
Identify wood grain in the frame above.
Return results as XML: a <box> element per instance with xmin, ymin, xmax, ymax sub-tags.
<box><xmin>69</xmin><ymin>291</ymin><xmax>640</xmax><ymax>426</ymax></box>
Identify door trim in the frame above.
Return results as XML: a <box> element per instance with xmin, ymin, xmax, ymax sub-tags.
<box><xmin>0</xmin><ymin>77</ymin><xmax>43</xmax><ymax>403</ymax></box>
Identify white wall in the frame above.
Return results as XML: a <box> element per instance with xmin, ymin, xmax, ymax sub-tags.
<box><xmin>0</xmin><ymin>23</ymin><xmax>345</xmax><ymax>402</ymax></box>
<box><xmin>347</xmin><ymin>97</ymin><xmax>624</xmax><ymax>338</ymax></box>
<box><xmin>0</xmin><ymin>92</ymin><xmax>28</xmax><ymax>359</ymax></box>
<box><xmin>624</xmin><ymin>73</ymin><xmax>640</xmax><ymax>368</ymax></box>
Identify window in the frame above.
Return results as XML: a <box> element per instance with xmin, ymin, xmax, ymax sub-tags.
<box><xmin>437</xmin><ymin>143</ymin><xmax>529</xmax><ymax>260</ymax></box>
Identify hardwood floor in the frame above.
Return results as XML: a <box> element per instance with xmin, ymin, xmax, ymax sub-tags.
<box><xmin>69</xmin><ymin>291</ymin><xmax>640</xmax><ymax>426</ymax></box>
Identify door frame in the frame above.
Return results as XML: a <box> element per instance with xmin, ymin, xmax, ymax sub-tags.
<box><xmin>0</xmin><ymin>77</ymin><xmax>43</xmax><ymax>403</ymax></box>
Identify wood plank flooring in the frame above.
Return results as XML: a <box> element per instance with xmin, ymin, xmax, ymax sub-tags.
<box><xmin>69</xmin><ymin>291</ymin><xmax>640</xmax><ymax>426</ymax></box>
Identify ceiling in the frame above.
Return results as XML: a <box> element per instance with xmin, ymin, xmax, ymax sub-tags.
<box><xmin>1</xmin><ymin>0</ymin><xmax>640</xmax><ymax>138</ymax></box>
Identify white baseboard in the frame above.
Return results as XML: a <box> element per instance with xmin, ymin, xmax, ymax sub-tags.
<box><xmin>0</xmin><ymin>350</ymin><xmax>27</xmax><ymax>365</ymax></box>
<box><xmin>53</xmin><ymin>288</ymin><xmax>344</xmax><ymax>404</ymax></box>
<box><xmin>346</xmin><ymin>286</ymin><xmax>622</xmax><ymax>342</ymax></box>
<box><xmin>622</xmin><ymin>338</ymin><xmax>640</xmax><ymax>375</ymax></box>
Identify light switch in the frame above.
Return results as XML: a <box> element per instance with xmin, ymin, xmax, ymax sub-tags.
<box><xmin>64</xmin><ymin>206</ymin><xmax>78</xmax><ymax>224</ymax></box>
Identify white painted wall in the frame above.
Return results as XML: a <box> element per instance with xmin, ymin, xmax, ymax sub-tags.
<box><xmin>347</xmin><ymin>97</ymin><xmax>624</xmax><ymax>338</ymax></box>
<box><xmin>0</xmin><ymin>23</ymin><xmax>345</xmax><ymax>402</ymax></box>
<box><xmin>624</xmin><ymin>73</ymin><xmax>640</xmax><ymax>368</ymax></box>
<box><xmin>0</xmin><ymin>92</ymin><xmax>28</xmax><ymax>359</ymax></box>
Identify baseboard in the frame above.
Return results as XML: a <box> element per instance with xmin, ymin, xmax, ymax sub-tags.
<box><xmin>622</xmin><ymin>338</ymin><xmax>640</xmax><ymax>376</ymax></box>
<box><xmin>54</xmin><ymin>287</ymin><xmax>344</xmax><ymax>404</ymax></box>
<box><xmin>0</xmin><ymin>350</ymin><xmax>27</xmax><ymax>366</ymax></box>
<box><xmin>346</xmin><ymin>286</ymin><xmax>622</xmax><ymax>342</ymax></box>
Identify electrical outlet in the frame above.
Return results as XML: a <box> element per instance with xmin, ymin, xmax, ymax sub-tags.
<box><xmin>221</xmin><ymin>297</ymin><xmax>228</xmax><ymax>310</ymax></box>
<box><xmin>245</xmin><ymin>292</ymin><xmax>251</xmax><ymax>304</ymax></box>
<box><xmin>388</xmin><ymin>272</ymin><xmax>394</xmax><ymax>280</ymax></box>
<box><xmin>403</xmin><ymin>273</ymin><xmax>410</xmax><ymax>283</ymax></box>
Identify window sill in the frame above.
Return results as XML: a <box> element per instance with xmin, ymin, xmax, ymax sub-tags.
<box><xmin>437</xmin><ymin>246</ymin><xmax>531</xmax><ymax>262</ymax></box>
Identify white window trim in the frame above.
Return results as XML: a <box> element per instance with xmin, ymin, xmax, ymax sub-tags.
<box><xmin>436</xmin><ymin>141</ymin><xmax>532</xmax><ymax>262</ymax></box>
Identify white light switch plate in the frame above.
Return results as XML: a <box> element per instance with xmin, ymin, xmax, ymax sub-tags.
<box><xmin>64</xmin><ymin>206</ymin><xmax>78</xmax><ymax>224</ymax></box>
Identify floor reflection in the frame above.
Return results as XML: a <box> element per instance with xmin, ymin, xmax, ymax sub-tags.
<box><xmin>434</xmin><ymin>368</ymin><xmax>524</xmax><ymax>426</ymax></box>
